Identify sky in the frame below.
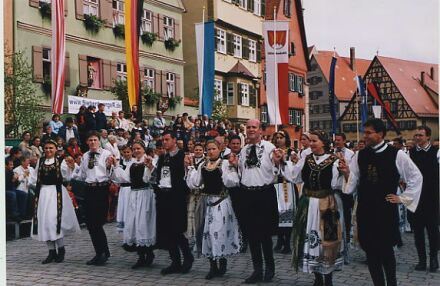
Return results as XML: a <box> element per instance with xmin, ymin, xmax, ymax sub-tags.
<box><xmin>302</xmin><ymin>0</ymin><xmax>439</xmax><ymax>64</ymax></box>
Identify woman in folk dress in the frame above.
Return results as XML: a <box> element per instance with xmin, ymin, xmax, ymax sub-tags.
<box><xmin>111</xmin><ymin>141</ymin><xmax>156</xmax><ymax>269</ymax></box>
<box><xmin>186</xmin><ymin>140</ymin><xmax>241</xmax><ymax>280</ymax></box>
<box><xmin>30</xmin><ymin>140</ymin><xmax>80</xmax><ymax>264</ymax></box>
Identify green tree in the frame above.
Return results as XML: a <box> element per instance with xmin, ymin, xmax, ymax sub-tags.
<box><xmin>212</xmin><ymin>89</ymin><xmax>227</xmax><ymax>121</ymax></box>
<box><xmin>111</xmin><ymin>79</ymin><xmax>130</xmax><ymax>112</ymax></box>
<box><xmin>4</xmin><ymin>51</ymin><xmax>45</xmax><ymax>137</ymax></box>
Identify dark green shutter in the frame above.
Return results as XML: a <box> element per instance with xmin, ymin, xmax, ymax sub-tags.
<box><xmin>249</xmin><ymin>86</ymin><xmax>256</xmax><ymax>107</ymax></box>
<box><xmin>242</xmin><ymin>38</ymin><xmax>249</xmax><ymax>60</ymax></box>
<box><xmin>226</xmin><ymin>33</ymin><xmax>234</xmax><ymax>55</ymax></box>
<box><xmin>261</xmin><ymin>0</ymin><xmax>266</xmax><ymax>16</ymax></box>
<box><xmin>222</xmin><ymin>81</ymin><xmax>227</xmax><ymax>104</ymax></box>
<box><xmin>237</xmin><ymin>83</ymin><xmax>242</xmax><ymax>105</ymax></box>
<box><xmin>256</xmin><ymin>40</ymin><xmax>261</xmax><ymax>62</ymax></box>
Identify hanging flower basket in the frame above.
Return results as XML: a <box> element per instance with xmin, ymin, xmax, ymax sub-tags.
<box><xmin>143</xmin><ymin>88</ymin><xmax>161</xmax><ymax>106</ymax></box>
<box><xmin>39</xmin><ymin>1</ymin><xmax>51</xmax><ymax>20</ymax></box>
<box><xmin>42</xmin><ymin>79</ymin><xmax>51</xmax><ymax>95</ymax></box>
<box><xmin>168</xmin><ymin>96</ymin><xmax>182</xmax><ymax>110</ymax></box>
<box><xmin>113</xmin><ymin>24</ymin><xmax>125</xmax><ymax>39</ymax></box>
<box><xmin>141</xmin><ymin>32</ymin><xmax>157</xmax><ymax>46</ymax></box>
<box><xmin>83</xmin><ymin>14</ymin><xmax>105</xmax><ymax>34</ymax></box>
<box><xmin>164</xmin><ymin>38</ymin><xmax>180</xmax><ymax>52</ymax></box>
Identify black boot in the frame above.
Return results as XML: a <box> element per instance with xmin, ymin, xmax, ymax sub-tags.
<box><xmin>218</xmin><ymin>258</ymin><xmax>227</xmax><ymax>276</ymax></box>
<box><xmin>145</xmin><ymin>248</ymin><xmax>155</xmax><ymax>267</ymax></box>
<box><xmin>241</xmin><ymin>238</ymin><xmax>248</xmax><ymax>253</ymax></box>
<box><xmin>161</xmin><ymin>247</ymin><xmax>182</xmax><ymax>275</ymax></box>
<box><xmin>132</xmin><ymin>250</ymin><xmax>147</xmax><ymax>269</ymax></box>
<box><xmin>274</xmin><ymin>233</ymin><xmax>283</xmax><ymax>252</ymax></box>
<box><xmin>324</xmin><ymin>272</ymin><xmax>333</xmax><ymax>286</ymax></box>
<box><xmin>313</xmin><ymin>272</ymin><xmax>324</xmax><ymax>286</ymax></box>
<box><xmin>281</xmin><ymin>231</ymin><xmax>292</xmax><ymax>254</ymax></box>
<box><xmin>429</xmin><ymin>255</ymin><xmax>439</xmax><ymax>272</ymax></box>
<box><xmin>55</xmin><ymin>247</ymin><xmax>65</xmax><ymax>263</ymax></box>
<box><xmin>42</xmin><ymin>249</ymin><xmax>57</xmax><ymax>264</ymax></box>
<box><xmin>415</xmin><ymin>247</ymin><xmax>427</xmax><ymax>271</ymax></box>
<box><xmin>244</xmin><ymin>270</ymin><xmax>263</xmax><ymax>284</ymax></box>
<box><xmin>263</xmin><ymin>259</ymin><xmax>275</xmax><ymax>282</ymax></box>
<box><xmin>180</xmin><ymin>238</ymin><xmax>194</xmax><ymax>274</ymax></box>
<box><xmin>205</xmin><ymin>259</ymin><xmax>219</xmax><ymax>280</ymax></box>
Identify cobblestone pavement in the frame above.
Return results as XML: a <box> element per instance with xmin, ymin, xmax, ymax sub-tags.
<box><xmin>6</xmin><ymin>224</ymin><xmax>440</xmax><ymax>285</ymax></box>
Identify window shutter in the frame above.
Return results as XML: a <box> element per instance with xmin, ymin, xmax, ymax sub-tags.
<box><xmin>242</xmin><ymin>38</ymin><xmax>249</xmax><ymax>60</ymax></box>
<box><xmin>214</xmin><ymin>28</ymin><xmax>218</xmax><ymax>51</ymax></box>
<box><xmin>64</xmin><ymin>52</ymin><xmax>70</xmax><ymax>86</ymax></box>
<box><xmin>102</xmin><ymin>59</ymin><xmax>112</xmax><ymax>90</ymax></box>
<box><xmin>162</xmin><ymin>72</ymin><xmax>167</xmax><ymax>97</ymax></box>
<box><xmin>226</xmin><ymin>33</ymin><xmax>234</xmax><ymax>56</ymax></box>
<box><xmin>29</xmin><ymin>0</ymin><xmax>39</xmax><ymax>8</ymax></box>
<box><xmin>247</xmin><ymin>0</ymin><xmax>254</xmax><ymax>12</ymax></box>
<box><xmin>261</xmin><ymin>0</ymin><xmax>266</xmax><ymax>17</ymax></box>
<box><xmin>158</xmin><ymin>14</ymin><xmax>164</xmax><ymax>40</ymax></box>
<box><xmin>174</xmin><ymin>19</ymin><xmax>180</xmax><ymax>41</ymax></box>
<box><xmin>64</xmin><ymin>0</ymin><xmax>68</xmax><ymax>16</ymax></box>
<box><xmin>100</xmin><ymin>0</ymin><xmax>113</xmax><ymax>28</ymax></box>
<box><xmin>175</xmin><ymin>74</ymin><xmax>181</xmax><ymax>98</ymax></box>
<box><xmin>237</xmin><ymin>83</ymin><xmax>242</xmax><ymax>105</ymax></box>
<box><xmin>152</xmin><ymin>12</ymin><xmax>159</xmax><ymax>35</ymax></box>
<box><xmin>249</xmin><ymin>86</ymin><xmax>256</xmax><ymax>107</ymax></box>
<box><xmin>222</xmin><ymin>81</ymin><xmax>227</xmax><ymax>104</ymax></box>
<box><xmin>256</xmin><ymin>40</ymin><xmax>261</xmax><ymax>62</ymax></box>
<box><xmin>78</xmin><ymin>55</ymin><xmax>88</xmax><ymax>86</ymax></box>
<box><xmin>110</xmin><ymin>61</ymin><xmax>118</xmax><ymax>86</ymax></box>
<box><xmin>32</xmin><ymin>46</ymin><xmax>43</xmax><ymax>83</ymax></box>
<box><xmin>155</xmin><ymin>70</ymin><xmax>162</xmax><ymax>94</ymax></box>
<box><xmin>75</xmin><ymin>0</ymin><xmax>83</xmax><ymax>20</ymax></box>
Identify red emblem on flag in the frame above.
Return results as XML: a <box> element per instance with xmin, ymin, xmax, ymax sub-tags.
<box><xmin>267</xmin><ymin>31</ymin><xmax>287</xmax><ymax>49</ymax></box>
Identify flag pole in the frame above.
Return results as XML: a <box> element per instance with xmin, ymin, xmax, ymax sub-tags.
<box><xmin>198</xmin><ymin>6</ymin><xmax>205</xmax><ymax>114</ymax></box>
<box><xmin>273</xmin><ymin>6</ymin><xmax>278</xmax><ymax>132</ymax></box>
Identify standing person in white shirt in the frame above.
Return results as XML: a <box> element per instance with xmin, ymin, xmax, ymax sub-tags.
<box><xmin>104</xmin><ymin>135</ymin><xmax>121</xmax><ymax>160</ymax></box>
<box><xmin>13</xmin><ymin>156</ymin><xmax>35</xmax><ymax>219</ymax></box>
<box><xmin>299</xmin><ymin>133</ymin><xmax>312</xmax><ymax>159</ymax></box>
<box><xmin>115</xmin><ymin>144</ymin><xmax>134</xmax><ymax>235</ymax></box>
<box><xmin>116</xmin><ymin>111</ymin><xmax>130</xmax><ymax>131</ymax></box>
<box><xmin>71</xmin><ymin>131</ymin><xmax>114</xmax><ymax>266</ymax></box>
<box><xmin>228</xmin><ymin>119</ymin><xmax>283</xmax><ymax>283</ymax></box>
<box><xmin>339</xmin><ymin>119</ymin><xmax>422</xmax><ymax>286</ymax></box>
<box><xmin>153</xmin><ymin>111</ymin><xmax>166</xmax><ymax>135</ymax></box>
<box><xmin>333</xmin><ymin>132</ymin><xmax>355</xmax><ymax>264</ymax></box>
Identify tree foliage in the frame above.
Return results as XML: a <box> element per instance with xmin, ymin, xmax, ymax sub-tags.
<box><xmin>4</xmin><ymin>51</ymin><xmax>45</xmax><ymax>137</ymax></box>
<box><xmin>111</xmin><ymin>79</ymin><xmax>130</xmax><ymax>112</ymax></box>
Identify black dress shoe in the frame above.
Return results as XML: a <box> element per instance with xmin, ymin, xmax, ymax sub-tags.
<box><xmin>181</xmin><ymin>255</ymin><xmax>194</xmax><ymax>274</ymax></box>
<box><xmin>205</xmin><ymin>260</ymin><xmax>219</xmax><ymax>280</ymax></box>
<box><xmin>415</xmin><ymin>262</ymin><xmax>427</xmax><ymax>271</ymax></box>
<box><xmin>145</xmin><ymin>252</ymin><xmax>155</xmax><ymax>267</ymax></box>
<box><xmin>263</xmin><ymin>269</ymin><xmax>275</xmax><ymax>282</ymax></box>
<box><xmin>131</xmin><ymin>257</ymin><xmax>147</xmax><ymax>269</ymax></box>
<box><xmin>55</xmin><ymin>247</ymin><xmax>65</xmax><ymax>263</ymax></box>
<box><xmin>94</xmin><ymin>253</ymin><xmax>109</xmax><ymax>266</ymax></box>
<box><xmin>42</xmin><ymin>250</ymin><xmax>57</xmax><ymax>264</ymax></box>
<box><xmin>429</xmin><ymin>256</ymin><xmax>439</xmax><ymax>272</ymax></box>
<box><xmin>161</xmin><ymin>263</ymin><xmax>182</xmax><ymax>275</ymax></box>
<box><xmin>218</xmin><ymin>258</ymin><xmax>227</xmax><ymax>276</ymax></box>
<box><xmin>86</xmin><ymin>255</ymin><xmax>99</xmax><ymax>265</ymax></box>
<box><xmin>244</xmin><ymin>271</ymin><xmax>263</xmax><ymax>284</ymax></box>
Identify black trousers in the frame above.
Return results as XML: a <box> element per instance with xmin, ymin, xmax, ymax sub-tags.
<box><xmin>365</xmin><ymin>246</ymin><xmax>397</xmax><ymax>286</ymax></box>
<box><xmin>340</xmin><ymin>193</ymin><xmax>354</xmax><ymax>241</ymax></box>
<box><xmin>168</xmin><ymin>233</ymin><xmax>192</xmax><ymax>264</ymax></box>
<box><xmin>248</xmin><ymin>235</ymin><xmax>275</xmax><ymax>271</ymax></box>
<box><xmin>84</xmin><ymin>184</ymin><xmax>109</xmax><ymax>256</ymax></box>
<box><xmin>414</xmin><ymin>217</ymin><xmax>439</xmax><ymax>261</ymax></box>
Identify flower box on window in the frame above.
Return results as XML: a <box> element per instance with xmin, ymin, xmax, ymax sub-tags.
<box><xmin>83</xmin><ymin>14</ymin><xmax>105</xmax><ymax>33</ymax></box>
<box><xmin>141</xmin><ymin>32</ymin><xmax>157</xmax><ymax>46</ymax></box>
<box><xmin>168</xmin><ymin>96</ymin><xmax>182</xmax><ymax>109</ymax></box>
<box><xmin>164</xmin><ymin>38</ymin><xmax>180</xmax><ymax>52</ymax></box>
<box><xmin>142</xmin><ymin>86</ymin><xmax>161</xmax><ymax>106</ymax></box>
<box><xmin>113</xmin><ymin>24</ymin><xmax>125</xmax><ymax>39</ymax></box>
<box><xmin>39</xmin><ymin>1</ymin><xmax>51</xmax><ymax>20</ymax></box>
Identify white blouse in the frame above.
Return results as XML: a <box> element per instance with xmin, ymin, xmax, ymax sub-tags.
<box><xmin>13</xmin><ymin>165</ymin><xmax>35</xmax><ymax>192</ymax></box>
<box><xmin>186</xmin><ymin>159</ymin><xmax>240</xmax><ymax>190</ymax></box>
<box><xmin>112</xmin><ymin>157</ymin><xmax>152</xmax><ymax>185</ymax></box>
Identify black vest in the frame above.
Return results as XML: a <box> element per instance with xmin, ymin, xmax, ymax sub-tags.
<box><xmin>301</xmin><ymin>154</ymin><xmax>336</xmax><ymax>190</ymax></box>
<box><xmin>201</xmin><ymin>161</ymin><xmax>224</xmax><ymax>195</ymax></box>
<box><xmin>130</xmin><ymin>162</ymin><xmax>149</xmax><ymax>189</ymax></box>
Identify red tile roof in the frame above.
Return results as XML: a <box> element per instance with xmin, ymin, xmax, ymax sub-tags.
<box><xmin>313</xmin><ymin>50</ymin><xmax>371</xmax><ymax>101</ymax></box>
<box><xmin>377</xmin><ymin>56</ymin><xmax>438</xmax><ymax>117</ymax></box>
<box><xmin>228</xmin><ymin>61</ymin><xmax>256</xmax><ymax>78</ymax></box>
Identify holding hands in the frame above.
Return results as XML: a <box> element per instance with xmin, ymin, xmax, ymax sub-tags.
<box><xmin>228</xmin><ymin>153</ymin><xmax>239</xmax><ymax>168</ymax></box>
<box><xmin>272</xmin><ymin>148</ymin><xmax>285</xmax><ymax>166</ymax></box>
<box><xmin>144</xmin><ymin>156</ymin><xmax>154</xmax><ymax>170</ymax></box>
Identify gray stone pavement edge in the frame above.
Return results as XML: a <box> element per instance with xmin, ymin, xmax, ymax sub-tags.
<box><xmin>6</xmin><ymin>223</ymin><xmax>440</xmax><ymax>285</ymax></box>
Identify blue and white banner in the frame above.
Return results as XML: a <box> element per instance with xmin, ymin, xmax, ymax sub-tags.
<box><xmin>355</xmin><ymin>76</ymin><xmax>368</xmax><ymax>131</ymax></box>
<box><xmin>195</xmin><ymin>21</ymin><xmax>215</xmax><ymax>116</ymax></box>
<box><xmin>67</xmin><ymin>95</ymin><xmax>122</xmax><ymax>116</ymax></box>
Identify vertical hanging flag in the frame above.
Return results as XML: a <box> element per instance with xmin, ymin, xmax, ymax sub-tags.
<box><xmin>195</xmin><ymin>21</ymin><xmax>215</xmax><ymax>116</ymax></box>
<box><xmin>263</xmin><ymin>20</ymin><xmax>289</xmax><ymax>125</ymax></box>
<box><xmin>355</xmin><ymin>76</ymin><xmax>368</xmax><ymax>131</ymax></box>
<box><xmin>51</xmin><ymin>0</ymin><xmax>66</xmax><ymax>114</ymax></box>
<box><xmin>328</xmin><ymin>56</ymin><xmax>337</xmax><ymax>136</ymax></box>
<box><xmin>125</xmin><ymin>0</ymin><xmax>142</xmax><ymax>110</ymax></box>
<box><xmin>367</xmin><ymin>83</ymin><xmax>401</xmax><ymax>134</ymax></box>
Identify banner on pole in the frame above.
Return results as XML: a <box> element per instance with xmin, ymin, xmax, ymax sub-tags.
<box><xmin>263</xmin><ymin>20</ymin><xmax>289</xmax><ymax>125</ymax></box>
<box><xmin>67</xmin><ymin>96</ymin><xmax>122</xmax><ymax>116</ymax></box>
<box><xmin>51</xmin><ymin>0</ymin><xmax>66</xmax><ymax>114</ymax></box>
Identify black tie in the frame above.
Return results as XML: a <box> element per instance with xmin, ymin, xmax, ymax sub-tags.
<box><xmin>88</xmin><ymin>152</ymin><xmax>97</xmax><ymax>169</ymax></box>
<box><xmin>246</xmin><ymin>145</ymin><xmax>258</xmax><ymax>168</ymax></box>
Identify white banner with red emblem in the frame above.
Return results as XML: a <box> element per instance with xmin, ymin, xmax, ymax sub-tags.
<box><xmin>263</xmin><ymin>20</ymin><xmax>289</xmax><ymax>125</ymax></box>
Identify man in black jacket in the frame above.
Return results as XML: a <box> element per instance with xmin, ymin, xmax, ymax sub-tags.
<box><xmin>409</xmin><ymin>125</ymin><xmax>439</xmax><ymax>272</ymax></box>
<box><xmin>153</xmin><ymin>131</ymin><xmax>194</xmax><ymax>275</ymax></box>
<box><xmin>95</xmin><ymin>103</ymin><xmax>107</xmax><ymax>131</ymax></box>
<box><xmin>58</xmin><ymin>117</ymin><xmax>81</xmax><ymax>145</ymax></box>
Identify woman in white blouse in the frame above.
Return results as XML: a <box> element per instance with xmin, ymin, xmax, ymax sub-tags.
<box><xmin>104</xmin><ymin>135</ymin><xmax>121</xmax><ymax>160</ymax></box>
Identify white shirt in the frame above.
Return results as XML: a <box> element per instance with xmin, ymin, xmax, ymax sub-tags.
<box><xmin>112</xmin><ymin>157</ymin><xmax>152</xmax><ymax>185</ymax></box>
<box><xmin>186</xmin><ymin>159</ymin><xmax>239</xmax><ymax>190</ymax></box>
<box><xmin>13</xmin><ymin>165</ymin><xmax>35</xmax><ymax>193</ymax></box>
<box><xmin>117</xmin><ymin>118</ymin><xmax>130</xmax><ymax>131</ymax></box>
<box><xmin>343</xmin><ymin>141</ymin><xmax>423</xmax><ymax>212</ymax></box>
<box><xmin>299</xmin><ymin>147</ymin><xmax>312</xmax><ymax>160</ymax></box>
<box><xmin>65</xmin><ymin>128</ymin><xmax>75</xmax><ymax>144</ymax></box>
<box><xmin>153</xmin><ymin>116</ymin><xmax>166</xmax><ymax>129</ymax></box>
<box><xmin>104</xmin><ymin>142</ymin><xmax>121</xmax><ymax>160</ymax></box>
<box><xmin>72</xmin><ymin>148</ymin><xmax>113</xmax><ymax>183</ymax></box>
<box><xmin>158</xmin><ymin>150</ymin><xmax>178</xmax><ymax>188</ymax></box>
<box><xmin>238</xmin><ymin>140</ymin><xmax>278</xmax><ymax>187</ymax></box>
<box><xmin>335</xmin><ymin>147</ymin><xmax>355</xmax><ymax>165</ymax></box>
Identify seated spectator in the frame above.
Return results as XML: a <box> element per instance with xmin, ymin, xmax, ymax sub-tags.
<box><xmin>58</xmin><ymin>117</ymin><xmax>81</xmax><ymax>146</ymax></box>
<box><xmin>13</xmin><ymin>156</ymin><xmax>35</xmax><ymax>219</ymax></box>
<box><xmin>100</xmin><ymin>129</ymin><xmax>109</xmax><ymax>148</ymax></box>
<box><xmin>49</xmin><ymin>114</ymin><xmax>64</xmax><ymax>135</ymax></box>
<box><xmin>116</xmin><ymin>111</ymin><xmax>130</xmax><ymax>131</ymax></box>
<box><xmin>18</xmin><ymin>131</ymin><xmax>32</xmax><ymax>157</ymax></box>
<box><xmin>108</xmin><ymin>112</ymin><xmax>119</xmax><ymax>129</ymax></box>
<box><xmin>66</xmin><ymin>137</ymin><xmax>83</xmax><ymax>158</ymax></box>
<box><xmin>9</xmin><ymin>147</ymin><xmax>23</xmax><ymax>168</ymax></box>
<box><xmin>41</xmin><ymin>125</ymin><xmax>56</xmax><ymax>143</ymax></box>
<box><xmin>30</xmin><ymin>136</ymin><xmax>43</xmax><ymax>159</ymax></box>
<box><xmin>5</xmin><ymin>157</ymin><xmax>20</xmax><ymax>221</ymax></box>
<box><xmin>116</xmin><ymin>128</ymin><xmax>127</xmax><ymax>148</ymax></box>
<box><xmin>104</xmin><ymin>135</ymin><xmax>121</xmax><ymax>160</ymax></box>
